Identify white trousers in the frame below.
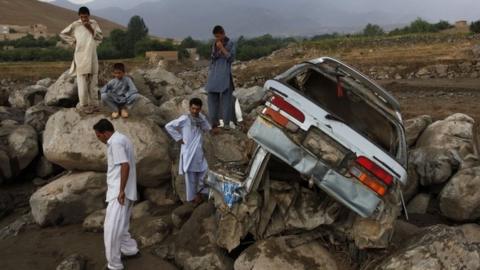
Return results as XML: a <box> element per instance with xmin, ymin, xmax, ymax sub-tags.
<box><xmin>185</xmin><ymin>171</ymin><xmax>208</xmax><ymax>202</ymax></box>
<box><xmin>77</xmin><ymin>73</ymin><xmax>99</xmax><ymax>107</ymax></box>
<box><xmin>104</xmin><ymin>199</ymin><xmax>138</xmax><ymax>270</ymax></box>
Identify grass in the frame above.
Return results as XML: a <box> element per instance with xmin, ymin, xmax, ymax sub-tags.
<box><xmin>0</xmin><ymin>58</ymin><xmax>147</xmax><ymax>81</ymax></box>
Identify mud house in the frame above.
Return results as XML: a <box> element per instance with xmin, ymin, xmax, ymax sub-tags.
<box><xmin>145</xmin><ymin>51</ymin><xmax>179</xmax><ymax>65</ymax></box>
<box><xmin>0</xmin><ymin>24</ymin><xmax>49</xmax><ymax>41</ymax></box>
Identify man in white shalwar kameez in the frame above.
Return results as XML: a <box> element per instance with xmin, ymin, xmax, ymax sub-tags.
<box><xmin>60</xmin><ymin>6</ymin><xmax>103</xmax><ymax>113</ymax></box>
<box><xmin>165</xmin><ymin>98</ymin><xmax>212</xmax><ymax>203</ymax></box>
<box><xmin>93</xmin><ymin>119</ymin><xmax>139</xmax><ymax>270</ymax></box>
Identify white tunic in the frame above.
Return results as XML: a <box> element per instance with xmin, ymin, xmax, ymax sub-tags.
<box><xmin>60</xmin><ymin>19</ymin><xmax>103</xmax><ymax>76</ymax></box>
<box><xmin>106</xmin><ymin>132</ymin><xmax>138</xmax><ymax>202</ymax></box>
<box><xmin>165</xmin><ymin>113</ymin><xmax>211</xmax><ymax>174</ymax></box>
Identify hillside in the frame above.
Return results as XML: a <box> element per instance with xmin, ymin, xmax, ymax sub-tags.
<box><xmin>0</xmin><ymin>0</ymin><xmax>124</xmax><ymax>35</ymax></box>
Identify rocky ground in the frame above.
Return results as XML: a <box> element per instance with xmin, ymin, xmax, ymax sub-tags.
<box><xmin>0</xmin><ymin>45</ymin><xmax>480</xmax><ymax>270</ymax></box>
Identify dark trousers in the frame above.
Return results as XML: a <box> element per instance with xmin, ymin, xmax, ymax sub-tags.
<box><xmin>208</xmin><ymin>88</ymin><xmax>233</xmax><ymax>127</ymax></box>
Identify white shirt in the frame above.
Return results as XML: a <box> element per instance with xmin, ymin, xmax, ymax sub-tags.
<box><xmin>106</xmin><ymin>132</ymin><xmax>138</xmax><ymax>202</ymax></box>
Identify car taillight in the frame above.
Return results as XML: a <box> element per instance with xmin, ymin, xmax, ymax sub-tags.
<box><xmin>262</xmin><ymin>107</ymin><xmax>298</xmax><ymax>132</ymax></box>
<box><xmin>356</xmin><ymin>156</ymin><xmax>393</xmax><ymax>186</ymax></box>
<box><xmin>270</xmin><ymin>95</ymin><xmax>305</xmax><ymax>123</ymax></box>
<box><xmin>349</xmin><ymin>156</ymin><xmax>394</xmax><ymax>197</ymax></box>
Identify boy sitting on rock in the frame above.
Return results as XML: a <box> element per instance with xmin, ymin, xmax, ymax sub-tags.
<box><xmin>101</xmin><ymin>63</ymin><xmax>139</xmax><ymax>119</ymax></box>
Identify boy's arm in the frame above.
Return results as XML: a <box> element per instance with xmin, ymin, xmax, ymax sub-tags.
<box><xmin>59</xmin><ymin>22</ymin><xmax>76</xmax><ymax>46</ymax></box>
<box><xmin>223</xmin><ymin>41</ymin><xmax>235</xmax><ymax>63</ymax></box>
<box><xmin>165</xmin><ymin>115</ymin><xmax>187</xmax><ymax>143</ymax></box>
<box><xmin>126</xmin><ymin>77</ymin><xmax>139</xmax><ymax>95</ymax></box>
<box><xmin>92</xmin><ymin>21</ymin><xmax>103</xmax><ymax>44</ymax></box>
<box><xmin>100</xmin><ymin>80</ymin><xmax>113</xmax><ymax>94</ymax></box>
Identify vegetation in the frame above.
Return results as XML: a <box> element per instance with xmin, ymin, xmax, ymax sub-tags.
<box><xmin>363</xmin><ymin>24</ymin><xmax>385</xmax><ymax>36</ymax></box>
<box><xmin>389</xmin><ymin>18</ymin><xmax>453</xmax><ymax>35</ymax></box>
<box><xmin>471</xmin><ymin>20</ymin><xmax>480</xmax><ymax>33</ymax></box>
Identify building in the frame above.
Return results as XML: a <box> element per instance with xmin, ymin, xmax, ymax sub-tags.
<box><xmin>0</xmin><ymin>24</ymin><xmax>49</xmax><ymax>41</ymax></box>
<box><xmin>146</xmin><ymin>51</ymin><xmax>179</xmax><ymax>65</ymax></box>
<box><xmin>455</xmin><ymin>20</ymin><xmax>468</xmax><ymax>28</ymax></box>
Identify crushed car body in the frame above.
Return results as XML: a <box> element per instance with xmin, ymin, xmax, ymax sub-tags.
<box><xmin>206</xmin><ymin>57</ymin><xmax>408</xmax><ymax>249</ymax></box>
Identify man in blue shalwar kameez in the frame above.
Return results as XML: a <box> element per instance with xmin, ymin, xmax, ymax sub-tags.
<box><xmin>165</xmin><ymin>98</ymin><xmax>212</xmax><ymax>203</ymax></box>
<box><xmin>205</xmin><ymin>25</ymin><xmax>236</xmax><ymax>131</ymax></box>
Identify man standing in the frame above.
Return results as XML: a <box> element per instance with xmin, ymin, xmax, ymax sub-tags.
<box><xmin>205</xmin><ymin>25</ymin><xmax>236</xmax><ymax>131</ymax></box>
<box><xmin>60</xmin><ymin>6</ymin><xmax>103</xmax><ymax>114</ymax></box>
<box><xmin>165</xmin><ymin>98</ymin><xmax>211</xmax><ymax>203</ymax></box>
<box><xmin>93</xmin><ymin>119</ymin><xmax>138</xmax><ymax>270</ymax></box>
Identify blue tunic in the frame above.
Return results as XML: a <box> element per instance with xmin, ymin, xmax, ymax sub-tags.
<box><xmin>205</xmin><ymin>39</ymin><xmax>236</xmax><ymax>93</ymax></box>
<box><xmin>100</xmin><ymin>76</ymin><xmax>138</xmax><ymax>104</ymax></box>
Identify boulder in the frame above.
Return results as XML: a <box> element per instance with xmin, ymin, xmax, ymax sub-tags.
<box><xmin>171</xmin><ymin>203</ymin><xmax>195</xmax><ymax>228</ymax></box>
<box><xmin>376</xmin><ymin>224</ymin><xmax>480</xmax><ymax>270</ymax></box>
<box><xmin>409</xmin><ymin>147</ymin><xmax>460</xmax><ymax>186</ymax></box>
<box><xmin>416</xmin><ymin>113</ymin><xmax>475</xmax><ymax>160</ymax></box>
<box><xmin>439</xmin><ymin>166</ymin><xmax>480</xmax><ymax>221</ymax></box>
<box><xmin>204</xmin><ymin>130</ymin><xmax>251</xmax><ymax>164</ymax></box>
<box><xmin>7</xmin><ymin>124</ymin><xmax>39</xmax><ymax>171</ymax></box>
<box><xmin>144</xmin><ymin>185</ymin><xmax>177</xmax><ymax>207</ymax></box>
<box><xmin>129</xmin><ymin>70</ymin><xmax>158</xmax><ymax>105</ymax></box>
<box><xmin>126</xmin><ymin>95</ymin><xmax>164</xmax><ymax>127</ymax></box>
<box><xmin>36</xmin><ymin>78</ymin><xmax>54</xmax><ymax>88</ymax></box>
<box><xmin>133</xmin><ymin>216</ymin><xmax>172</xmax><ymax>247</ymax></box>
<box><xmin>407</xmin><ymin>193</ymin><xmax>431</xmax><ymax>214</ymax></box>
<box><xmin>82</xmin><ymin>209</ymin><xmax>105</xmax><ymax>232</ymax></box>
<box><xmin>0</xmin><ymin>106</ymin><xmax>25</xmax><ymax>124</ymax></box>
<box><xmin>45</xmin><ymin>71</ymin><xmax>78</xmax><ymax>107</ymax></box>
<box><xmin>0</xmin><ymin>213</ymin><xmax>34</xmax><ymax>240</ymax></box>
<box><xmin>233</xmin><ymin>86</ymin><xmax>264</xmax><ymax>113</ymax></box>
<box><xmin>0</xmin><ymin>191</ymin><xmax>13</xmax><ymax>219</ymax></box>
<box><xmin>0</xmin><ymin>149</ymin><xmax>12</xmax><ymax>183</ymax></box>
<box><xmin>132</xmin><ymin>200</ymin><xmax>155</xmax><ymax>220</ymax></box>
<box><xmin>158</xmin><ymin>92</ymin><xmax>208</xmax><ymax>125</ymax></box>
<box><xmin>175</xmin><ymin>202</ymin><xmax>233</xmax><ymax>270</ymax></box>
<box><xmin>29</xmin><ymin>171</ymin><xmax>106</xmax><ymax>226</ymax></box>
<box><xmin>43</xmin><ymin>109</ymin><xmax>171</xmax><ymax>187</ymax></box>
<box><xmin>36</xmin><ymin>155</ymin><xmax>60</xmax><ymax>179</ymax></box>
<box><xmin>144</xmin><ymin>66</ymin><xmax>192</xmax><ymax>103</ymax></box>
<box><xmin>404</xmin><ymin>115</ymin><xmax>432</xmax><ymax>147</ymax></box>
<box><xmin>403</xmin><ymin>165</ymin><xmax>419</xmax><ymax>202</ymax></box>
<box><xmin>25</xmin><ymin>103</ymin><xmax>60</xmax><ymax>132</ymax></box>
<box><xmin>8</xmin><ymin>85</ymin><xmax>47</xmax><ymax>109</ymax></box>
<box><xmin>234</xmin><ymin>235</ymin><xmax>338</xmax><ymax>270</ymax></box>
<box><xmin>56</xmin><ymin>254</ymin><xmax>86</xmax><ymax>270</ymax></box>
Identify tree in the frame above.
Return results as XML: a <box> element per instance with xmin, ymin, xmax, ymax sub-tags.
<box><xmin>180</xmin><ymin>36</ymin><xmax>197</xmax><ymax>48</ymax></box>
<box><xmin>434</xmin><ymin>20</ymin><xmax>453</xmax><ymax>31</ymax></box>
<box><xmin>125</xmin><ymin>15</ymin><xmax>149</xmax><ymax>57</ymax></box>
<box><xmin>408</xmin><ymin>18</ymin><xmax>435</xmax><ymax>33</ymax></box>
<box><xmin>362</xmin><ymin>23</ymin><xmax>385</xmax><ymax>36</ymax></box>
<box><xmin>471</xmin><ymin>20</ymin><xmax>480</xmax><ymax>33</ymax></box>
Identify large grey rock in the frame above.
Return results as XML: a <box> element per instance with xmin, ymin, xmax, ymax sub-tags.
<box><xmin>126</xmin><ymin>95</ymin><xmax>164</xmax><ymax>127</ymax></box>
<box><xmin>175</xmin><ymin>202</ymin><xmax>233</xmax><ymax>270</ymax></box>
<box><xmin>144</xmin><ymin>66</ymin><xmax>192</xmax><ymax>103</ymax></box>
<box><xmin>439</xmin><ymin>166</ymin><xmax>480</xmax><ymax>221</ymax></box>
<box><xmin>131</xmin><ymin>200</ymin><xmax>155</xmax><ymax>220</ymax></box>
<box><xmin>43</xmin><ymin>109</ymin><xmax>171</xmax><ymax>187</ymax></box>
<box><xmin>35</xmin><ymin>155</ymin><xmax>59</xmax><ymax>179</ymax></box>
<box><xmin>416</xmin><ymin>113</ymin><xmax>475</xmax><ymax>160</ymax></box>
<box><xmin>234</xmin><ymin>235</ymin><xmax>338</xmax><ymax>270</ymax></box>
<box><xmin>36</xmin><ymin>78</ymin><xmax>54</xmax><ymax>88</ymax></box>
<box><xmin>56</xmin><ymin>254</ymin><xmax>86</xmax><ymax>270</ymax></box>
<box><xmin>0</xmin><ymin>213</ymin><xmax>34</xmax><ymax>240</ymax></box>
<box><xmin>129</xmin><ymin>70</ymin><xmax>158</xmax><ymax>105</ymax></box>
<box><xmin>7</xmin><ymin>124</ymin><xmax>39</xmax><ymax>171</ymax></box>
<box><xmin>407</xmin><ymin>193</ymin><xmax>431</xmax><ymax>214</ymax></box>
<box><xmin>144</xmin><ymin>185</ymin><xmax>177</xmax><ymax>206</ymax></box>
<box><xmin>0</xmin><ymin>106</ymin><xmax>25</xmax><ymax>124</ymax></box>
<box><xmin>409</xmin><ymin>147</ymin><xmax>460</xmax><ymax>186</ymax></box>
<box><xmin>45</xmin><ymin>71</ymin><xmax>78</xmax><ymax>107</ymax></box>
<box><xmin>82</xmin><ymin>209</ymin><xmax>105</xmax><ymax>232</ymax></box>
<box><xmin>9</xmin><ymin>85</ymin><xmax>47</xmax><ymax>109</ymax></box>
<box><xmin>0</xmin><ymin>191</ymin><xmax>13</xmax><ymax>219</ymax></box>
<box><xmin>0</xmin><ymin>149</ymin><xmax>12</xmax><ymax>183</ymax></box>
<box><xmin>404</xmin><ymin>115</ymin><xmax>432</xmax><ymax>147</ymax></box>
<box><xmin>376</xmin><ymin>224</ymin><xmax>480</xmax><ymax>270</ymax></box>
<box><xmin>25</xmin><ymin>102</ymin><xmax>60</xmax><ymax>132</ymax></box>
<box><xmin>233</xmin><ymin>86</ymin><xmax>264</xmax><ymax>113</ymax></box>
<box><xmin>158</xmin><ymin>92</ymin><xmax>208</xmax><ymax>125</ymax></box>
<box><xmin>29</xmin><ymin>171</ymin><xmax>106</xmax><ymax>226</ymax></box>
<box><xmin>404</xmin><ymin>164</ymin><xmax>419</xmax><ymax>202</ymax></box>
<box><xmin>133</xmin><ymin>216</ymin><xmax>172</xmax><ymax>247</ymax></box>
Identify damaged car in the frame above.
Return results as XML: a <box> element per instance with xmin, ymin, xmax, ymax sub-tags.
<box><xmin>206</xmin><ymin>57</ymin><xmax>408</xmax><ymax>249</ymax></box>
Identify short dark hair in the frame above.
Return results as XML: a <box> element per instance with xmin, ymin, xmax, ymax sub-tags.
<box><xmin>113</xmin><ymin>63</ymin><xmax>125</xmax><ymax>72</ymax></box>
<box><xmin>212</xmin><ymin>25</ymin><xmax>225</xmax><ymax>35</ymax></box>
<box><xmin>78</xmin><ymin>6</ymin><xmax>90</xmax><ymax>15</ymax></box>
<box><xmin>93</xmin><ymin>119</ymin><xmax>114</xmax><ymax>133</ymax></box>
<box><xmin>189</xmin><ymin>98</ymin><xmax>203</xmax><ymax>107</ymax></box>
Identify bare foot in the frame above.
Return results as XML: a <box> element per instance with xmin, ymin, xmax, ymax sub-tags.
<box><xmin>120</xmin><ymin>108</ymin><xmax>129</xmax><ymax>118</ymax></box>
<box><xmin>111</xmin><ymin>111</ymin><xmax>119</xmax><ymax>119</ymax></box>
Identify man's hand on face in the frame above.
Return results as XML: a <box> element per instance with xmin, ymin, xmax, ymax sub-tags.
<box><xmin>215</xmin><ymin>40</ymin><xmax>224</xmax><ymax>49</ymax></box>
<box><xmin>118</xmin><ymin>191</ymin><xmax>126</xmax><ymax>205</ymax></box>
<box><xmin>83</xmin><ymin>21</ymin><xmax>94</xmax><ymax>35</ymax></box>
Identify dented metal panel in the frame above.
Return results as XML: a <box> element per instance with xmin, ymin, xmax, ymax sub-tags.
<box><xmin>248</xmin><ymin>117</ymin><xmax>318</xmax><ymax>175</ymax></box>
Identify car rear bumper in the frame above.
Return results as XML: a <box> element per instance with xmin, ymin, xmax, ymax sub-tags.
<box><xmin>248</xmin><ymin>117</ymin><xmax>381</xmax><ymax>217</ymax></box>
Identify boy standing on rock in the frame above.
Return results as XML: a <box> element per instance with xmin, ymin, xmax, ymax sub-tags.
<box><xmin>93</xmin><ymin>119</ymin><xmax>139</xmax><ymax>270</ymax></box>
<box><xmin>165</xmin><ymin>98</ymin><xmax>211</xmax><ymax>204</ymax></box>
<box><xmin>205</xmin><ymin>25</ymin><xmax>236</xmax><ymax>131</ymax></box>
<box><xmin>60</xmin><ymin>6</ymin><xmax>103</xmax><ymax>114</ymax></box>
<box><xmin>101</xmin><ymin>63</ymin><xmax>139</xmax><ymax>119</ymax></box>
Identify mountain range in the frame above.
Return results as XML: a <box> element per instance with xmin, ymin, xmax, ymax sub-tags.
<box><xmin>46</xmin><ymin>0</ymin><xmax>480</xmax><ymax>39</ymax></box>
<box><xmin>0</xmin><ymin>0</ymin><xmax>124</xmax><ymax>35</ymax></box>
